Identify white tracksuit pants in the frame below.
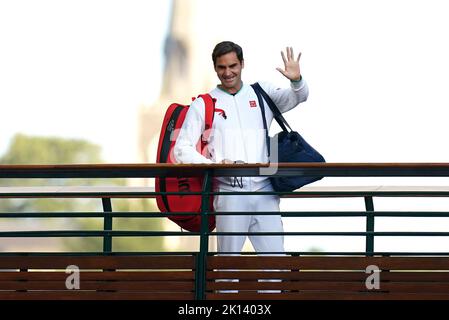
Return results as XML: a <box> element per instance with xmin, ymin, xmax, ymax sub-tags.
<box><xmin>214</xmin><ymin>183</ymin><xmax>284</xmax><ymax>253</ymax></box>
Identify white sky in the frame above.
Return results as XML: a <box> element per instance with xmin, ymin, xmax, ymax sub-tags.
<box><xmin>0</xmin><ymin>0</ymin><xmax>171</xmax><ymax>161</ymax></box>
<box><xmin>1</xmin><ymin>0</ymin><xmax>449</xmax><ymax>252</ymax></box>
<box><xmin>1</xmin><ymin>0</ymin><xmax>449</xmax><ymax>163</ymax></box>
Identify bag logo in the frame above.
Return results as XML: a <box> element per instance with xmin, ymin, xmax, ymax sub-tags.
<box><xmin>215</xmin><ymin>108</ymin><xmax>227</xmax><ymax>119</ymax></box>
<box><xmin>177</xmin><ymin>177</ymin><xmax>190</xmax><ymax>196</ymax></box>
<box><xmin>249</xmin><ymin>100</ymin><xmax>257</xmax><ymax>108</ymax></box>
<box><xmin>167</xmin><ymin>119</ymin><xmax>175</xmax><ymax>132</ymax></box>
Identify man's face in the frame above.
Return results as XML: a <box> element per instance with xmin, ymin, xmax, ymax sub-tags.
<box><xmin>214</xmin><ymin>51</ymin><xmax>244</xmax><ymax>94</ymax></box>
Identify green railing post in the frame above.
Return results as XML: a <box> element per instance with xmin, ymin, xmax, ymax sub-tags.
<box><xmin>102</xmin><ymin>198</ymin><xmax>113</xmax><ymax>253</ymax></box>
<box><xmin>195</xmin><ymin>169</ymin><xmax>212</xmax><ymax>300</ymax></box>
<box><xmin>364</xmin><ymin>196</ymin><xmax>375</xmax><ymax>256</ymax></box>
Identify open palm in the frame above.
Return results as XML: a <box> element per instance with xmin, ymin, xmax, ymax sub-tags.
<box><xmin>276</xmin><ymin>47</ymin><xmax>301</xmax><ymax>81</ymax></box>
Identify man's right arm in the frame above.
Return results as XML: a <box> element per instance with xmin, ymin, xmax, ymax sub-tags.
<box><xmin>173</xmin><ymin>99</ymin><xmax>214</xmax><ymax>164</ymax></box>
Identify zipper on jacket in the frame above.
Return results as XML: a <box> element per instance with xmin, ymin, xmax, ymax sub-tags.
<box><xmin>232</xmin><ymin>95</ymin><xmax>251</xmax><ymax>190</ymax></box>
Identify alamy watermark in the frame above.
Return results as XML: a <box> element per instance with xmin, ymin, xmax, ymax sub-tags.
<box><xmin>169</xmin><ymin>126</ymin><xmax>282</xmax><ymax>176</ymax></box>
<box><xmin>365</xmin><ymin>265</ymin><xmax>380</xmax><ymax>290</ymax></box>
<box><xmin>65</xmin><ymin>265</ymin><xmax>80</xmax><ymax>290</ymax></box>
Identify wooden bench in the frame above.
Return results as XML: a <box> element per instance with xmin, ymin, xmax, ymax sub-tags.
<box><xmin>206</xmin><ymin>256</ymin><xmax>449</xmax><ymax>300</ymax></box>
<box><xmin>2</xmin><ymin>255</ymin><xmax>449</xmax><ymax>300</ymax></box>
<box><xmin>0</xmin><ymin>255</ymin><xmax>195</xmax><ymax>300</ymax></box>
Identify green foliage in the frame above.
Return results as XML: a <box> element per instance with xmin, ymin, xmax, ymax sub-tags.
<box><xmin>62</xmin><ymin>199</ymin><xmax>164</xmax><ymax>252</ymax></box>
<box><xmin>0</xmin><ymin>133</ymin><xmax>164</xmax><ymax>252</ymax></box>
<box><xmin>0</xmin><ymin>133</ymin><xmax>103</xmax><ymax>165</ymax></box>
<box><xmin>112</xmin><ymin>199</ymin><xmax>165</xmax><ymax>252</ymax></box>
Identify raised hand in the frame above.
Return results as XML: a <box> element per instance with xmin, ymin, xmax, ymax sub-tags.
<box><xmin>276</xmin><ymin>47</ymin><xmax>302</xmax><ymax>81</ymax></box>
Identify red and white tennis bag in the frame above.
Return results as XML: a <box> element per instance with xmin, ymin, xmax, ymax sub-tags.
<box><xmin>155</xmin><ymin>94</ymin><xmax>216</xmax><ymax>232</ymax></box>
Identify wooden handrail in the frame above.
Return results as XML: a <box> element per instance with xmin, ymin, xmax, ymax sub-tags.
<box><xmin>1</xmin><ymin>162</ymin><xmax>449</xmax><ymax>178</ymax></box>
<box><xmin>1</xmin><ymin>162</ymin><xmax>449</xmax><ymax>170</ymax></box>
<box><xmin>1</xmin><ymin>185</ymin><xmax>449</xmax><ymax>198</ymax></box>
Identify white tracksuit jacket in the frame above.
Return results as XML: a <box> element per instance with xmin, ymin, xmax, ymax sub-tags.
<box><xmin>174</xmin><ymin>79</ymin><xmax>309</xmax><ymax>253</ymax></box>
<box><xmin>174</xmin><ymin>79</ymin><xmax>309</xmax><ymax>190</ymax></box>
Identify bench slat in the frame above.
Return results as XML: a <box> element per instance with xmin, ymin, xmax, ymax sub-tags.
<box><xmin>0</xmin><ymin>280</ymin><xmax>194</xmax><ymax>291</ymax></box>
<box><xmin>206</xmin><ymin>292</ymin><xmax>449</xmax><ymax>300</ymax></box>
<box><xmin>0</xmin><ymin>271</ymin><xmax>194</xmax><ymax>281</ymax></box>
<box><xmin>207</xmin><ymin>281</ymin><xmax>449</xmax><ymax>292</ymax></box>
<box><xmin>0</xmin><ymin>291</ymin><xmax>194</xmax><ymax>300</ymax></box>
<box><xmin>0</xmin><ymin>256</ymin><xmax>195</xmax><ymax>269</ymax></box>
<box><xmin>207</xmin><ymin>271</ymin><xmax>449</xmax><ymax>281</ymax></box>
<box><xmin>207</xmin><ymin>256</ymin><xmax>449</xmax><ymax>270</ymax></box>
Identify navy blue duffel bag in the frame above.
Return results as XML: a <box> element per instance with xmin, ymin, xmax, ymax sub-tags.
<box><xmin>251</xmin><ymin>82</ymin><xmax>325</xmax><ymax>192</ymax></box>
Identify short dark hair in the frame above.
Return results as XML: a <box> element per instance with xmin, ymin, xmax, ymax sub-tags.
<box><xmin>212</xmin><ymin>41</ymin><xmax>243</xmax><ymax>66</ymax></box>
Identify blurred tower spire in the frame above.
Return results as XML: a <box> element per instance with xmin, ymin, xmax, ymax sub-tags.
<box><xmin>137</xmin><ymin>0</ymin><xmax>216</xmax><ymax>252</ymax></box>
<box><xmin>138</xmin><ymin>0</ymin><xmax>214</xmax><ymax>164</ymax></box>
<box><xmin>160</xmin><ymin>0</ymin><xmax>191</xmax><ymax>99</ymax></box>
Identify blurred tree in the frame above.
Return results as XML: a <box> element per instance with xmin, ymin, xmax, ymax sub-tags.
<box><xmin>0</xmin><ymin>133</ymin><xmax>103</xmax><ymax>165</ymax></box>
<box><xmin>111</xmin><ymin>198</ymin><xmax>166</xmax><ymax>252</ymax></box>
<box><xmin>0</xmin><ymin>133</ymin><xmax>164</xmax><ymax>252</ymax></box>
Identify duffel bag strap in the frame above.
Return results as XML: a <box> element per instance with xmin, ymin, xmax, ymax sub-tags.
<box><xmin>252</xmin><ymin>82</ymin><xmax>291</xmax><ymax>158</ymax></box>
<box><xmin>251</xmin><ymin>82</ymin><xmax>292</xmax><ymax>132</ymax></box>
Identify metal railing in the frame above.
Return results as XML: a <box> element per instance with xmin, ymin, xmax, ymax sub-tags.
<box><xmin>1</xmin><ymin>163</ymin><xmax>449</xmax><ymax>299</ymax></box>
